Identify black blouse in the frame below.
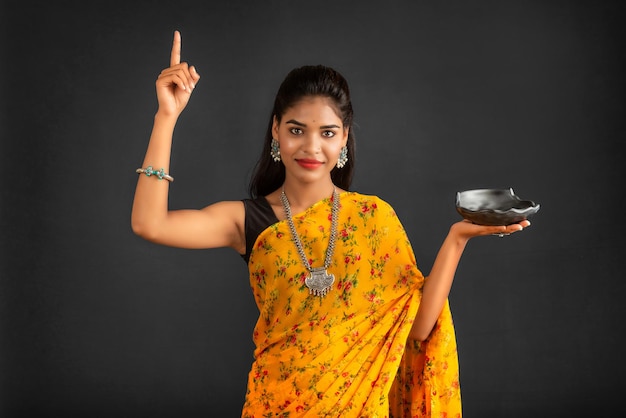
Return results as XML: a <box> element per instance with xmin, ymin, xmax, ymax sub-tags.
<box><xmin>241</xmin><ymin>197</ymin><xmax>279</xmax><ymax>263</ymax></box>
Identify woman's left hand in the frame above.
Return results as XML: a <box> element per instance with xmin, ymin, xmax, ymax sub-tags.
<box><xmin>450</xmin><ymin>219</ymin><xmax>531</xmax><ymax>241</ymax></box>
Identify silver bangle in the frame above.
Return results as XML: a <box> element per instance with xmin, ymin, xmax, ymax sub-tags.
<box><xmin>136</xmin><ymin>166</ymin><xmax>174</xmax><ymax>182</ymax></box>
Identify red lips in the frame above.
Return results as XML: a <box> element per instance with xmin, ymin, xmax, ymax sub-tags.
<box><xmin>296</xmin><ymin>159</ymin><xmax>324</xmax><ymax>169</ymax></box>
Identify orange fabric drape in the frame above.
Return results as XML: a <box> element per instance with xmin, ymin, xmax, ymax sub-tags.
<box><xmin>243</xmin><ymin>192</ymin><xmax>461</xmax><ymax>417</ymax></box>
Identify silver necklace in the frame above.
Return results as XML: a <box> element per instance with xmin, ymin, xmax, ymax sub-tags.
<box><xmin>280</xmin><ymin>187</ymin><xmax>339</xmax><ymax>298</ymax></box>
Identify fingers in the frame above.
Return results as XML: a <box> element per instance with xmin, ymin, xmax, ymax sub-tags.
<box><xmin>494</xmin><ymin>220</ymin><xmax>531</xmax><ymax>237</ymax></box>
<box><xmin>160</xmin><ymin>31</ymin><xmax>200</xmax><ymax>92</ymax></box>
<box><xmin>159</xmin><ymin>63</ymin><xmax>199</xmax><ymax>92</ymax></box>
<box><xmin>170</xmin><ymin>30</ymin><xmax>181</xmax><ymax>66</ymax></box>
<box><xmin>507</xmin><ymin>220</ymin><xmax>530</xmax><ymax>233</ymax></box>
<box><xmin>190</xmin><ymin>65</ymin><xmax>200</xmax><ymax>84</ymax></box>
<box><xmin>451</xmin><ymin>219</ymin><xmax>531</xmax><ymax>240</ymax></box>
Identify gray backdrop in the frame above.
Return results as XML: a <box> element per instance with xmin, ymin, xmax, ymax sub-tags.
<box><xmin>1</xmin><ymin>0</ymin><xmax>624</xmax><ymax>417</ymax></box>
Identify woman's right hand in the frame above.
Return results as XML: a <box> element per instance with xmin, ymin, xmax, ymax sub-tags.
<box><xmin>155</xmin><ymin>31</ymin><xmax>200</xmax><ymax>118</ymax></box>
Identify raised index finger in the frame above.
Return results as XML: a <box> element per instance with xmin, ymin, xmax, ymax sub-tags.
<box><xmin>170</xmin><ymin>30</ymin><xmax>181</xmax><ymax>66</ymax></box>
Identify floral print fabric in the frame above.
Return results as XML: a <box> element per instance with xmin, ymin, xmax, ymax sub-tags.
<box><xmin>243</xmin><ymin>192</ymin><xmax>461</xmax><ymax>417</ymax></box>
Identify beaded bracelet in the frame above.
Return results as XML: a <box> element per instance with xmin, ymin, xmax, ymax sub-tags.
<box><xmin>136</xmin><ymin>166</ymin><xmax>174</xmax><ymax>182</ymax></box>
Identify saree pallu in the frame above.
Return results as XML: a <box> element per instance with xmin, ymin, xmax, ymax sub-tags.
<box><xmin>243</xmin><ymin>192</ymin><xmax>461</xmax><ymax>417</ymax></box>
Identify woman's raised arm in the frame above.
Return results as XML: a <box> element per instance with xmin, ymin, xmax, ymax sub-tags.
<box><xmin>131</xmin><ymin>31</ymin><xmax>245</xmax><ymax>252</ymax></box>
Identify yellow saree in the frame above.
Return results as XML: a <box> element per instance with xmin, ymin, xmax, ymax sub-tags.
<box><xmin>242</xmin><ymin>192</ymin><xmax>461</xmax><ymax>417</ymax></box>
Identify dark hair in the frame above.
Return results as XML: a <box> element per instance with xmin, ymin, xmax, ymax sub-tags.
<box><xmin>248</xmin><ymin>65</ymin><xmax>356</xmax><ymax>197</ymax></box>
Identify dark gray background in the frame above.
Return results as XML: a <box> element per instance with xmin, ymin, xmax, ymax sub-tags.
<box><xmin>1</xmin><ymin>0</ymin><xmax>624</xmax><ymax>417</ymax></box>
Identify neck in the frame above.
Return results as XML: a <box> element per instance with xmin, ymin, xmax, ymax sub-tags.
<box><xmin>282</xmin><ymin>178</ymin><xmax>335</xmax><ymax>211</ymax></box>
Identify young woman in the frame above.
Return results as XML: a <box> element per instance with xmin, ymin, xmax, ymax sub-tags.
<box><xmin>132</xmin><ymin>31</ymin><xmax>529</xmax><ymax>417</ymax></box>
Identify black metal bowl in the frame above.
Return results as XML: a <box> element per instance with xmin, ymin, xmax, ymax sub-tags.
<box><xmin>456</xmin><ymin>188</ymin><xmax>540</xmax><ymax>226</ymax></box>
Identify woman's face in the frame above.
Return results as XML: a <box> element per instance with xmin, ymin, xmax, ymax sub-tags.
<box><xmin>272</xmin><ymin>96</ymin><xmax>349</xmax><ymax>185</ymax></box>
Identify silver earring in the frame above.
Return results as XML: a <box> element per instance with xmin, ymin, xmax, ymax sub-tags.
<box><xmin>336</xmin><ymin>146</ymin><xmax>348</xmax><ymax>168</ymax></box>
<box><xmin>270</xmin><ymin>138</ymin><xmax>281</xmax><ymax>162</ymax></box>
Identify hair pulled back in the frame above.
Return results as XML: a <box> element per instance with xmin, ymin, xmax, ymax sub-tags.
<box><xmin>248</xmin><ymin>65</ymin><xmax>355</xmax><ymax>197</ymax></box>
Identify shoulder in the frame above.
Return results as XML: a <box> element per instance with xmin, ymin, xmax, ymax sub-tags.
<box><xmin>342</xmin><ymin>191</ymin><xmax>394</xmax><ymax>209</ymax></box>
<box><xmin>241</xmin><ymin>195</ymin><xmax>278</xmax><ymax>223</ymax></box>
<box><xmin>341</xmin><ymin>192</ymin><xmax>397</xmax><ymax>216</ymax></box>
<box><xmin>199</xmin><ymin>200</ymin><xmax>246</xmax><ymax>232</ymax></box>
<box><xmin>202</xmin><ymin>199</ymin><xmax>245</xmax><ymax>216</ymax></box>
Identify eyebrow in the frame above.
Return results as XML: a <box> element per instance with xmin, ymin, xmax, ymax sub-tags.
<box><xmin>285</xmin><ymin>119</ymin><xmax>341</xmax><ymax>129</ymax></box>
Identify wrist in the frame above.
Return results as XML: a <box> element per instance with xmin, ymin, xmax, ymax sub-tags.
<box><xmin>154</xmin><ymin>110</ymin><xmax>180</xmax><ymax>125</ymax></box>
<box><xmin>448</xmin><ymin>223</ymin><xmax>470</xmax><ymax>247</ymax></box>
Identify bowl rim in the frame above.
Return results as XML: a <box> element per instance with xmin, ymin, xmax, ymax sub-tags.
<box><xmin>455</xmin><ymin>188</ymin><xmax>540</xmax><ymax>213</ymax></box>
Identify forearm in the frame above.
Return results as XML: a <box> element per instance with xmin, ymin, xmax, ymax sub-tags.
<box><xmin>131</xmin><ymin>112</ymin><xmax>178</xmax><ymax>237</ymax></box>
<box><xmin>410</xmin><ymin>230</ymin><xmax>468</xmax><ymax>341</ymax></box>
<box><xmin>408</xmin><ymin>218</ymin><xmax>529</xmax><ymax>340</ymax></box>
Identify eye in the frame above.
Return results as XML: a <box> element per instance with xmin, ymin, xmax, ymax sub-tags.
<box><xmin>322</xmin><ymin>130</ymin><xmax>336</xmax><ymax>138</ymax></box>
<box><xmin>289</xmin><ymin>128</ymin><xmax>303</xmax><ymax>135</ymax></box>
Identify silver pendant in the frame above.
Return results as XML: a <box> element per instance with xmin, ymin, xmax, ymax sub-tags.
<box><xmin>306</xmin><ymin>267</ymin><xmax>335</xmax><ymax>297</ymax></box>
<box><xmin>280</xmin><ymin>187</ymin><xmax>340</xmax><ymax>299</ymax></box>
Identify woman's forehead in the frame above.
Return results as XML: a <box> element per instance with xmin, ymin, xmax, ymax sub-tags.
<box><xmin>281</xmin><ymin>96</ymin><xmax>342</xmax><ymax>124</ymax></box>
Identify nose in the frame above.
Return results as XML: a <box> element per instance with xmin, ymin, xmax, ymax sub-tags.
<box><xmin>301</xmin><ymin>132</ymin><xmax>322</xmax><ymax>154</ymax></box>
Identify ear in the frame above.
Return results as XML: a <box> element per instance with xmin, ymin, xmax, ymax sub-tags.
<box><xmin>272</xmin><ymin>115</ymin><xmax>279</xmax><ymax>139</ymax></box>
<box><xmin>341</xmin><ymin>127</ymin><xmax>349</xmax><ymax>147</ymax></box>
